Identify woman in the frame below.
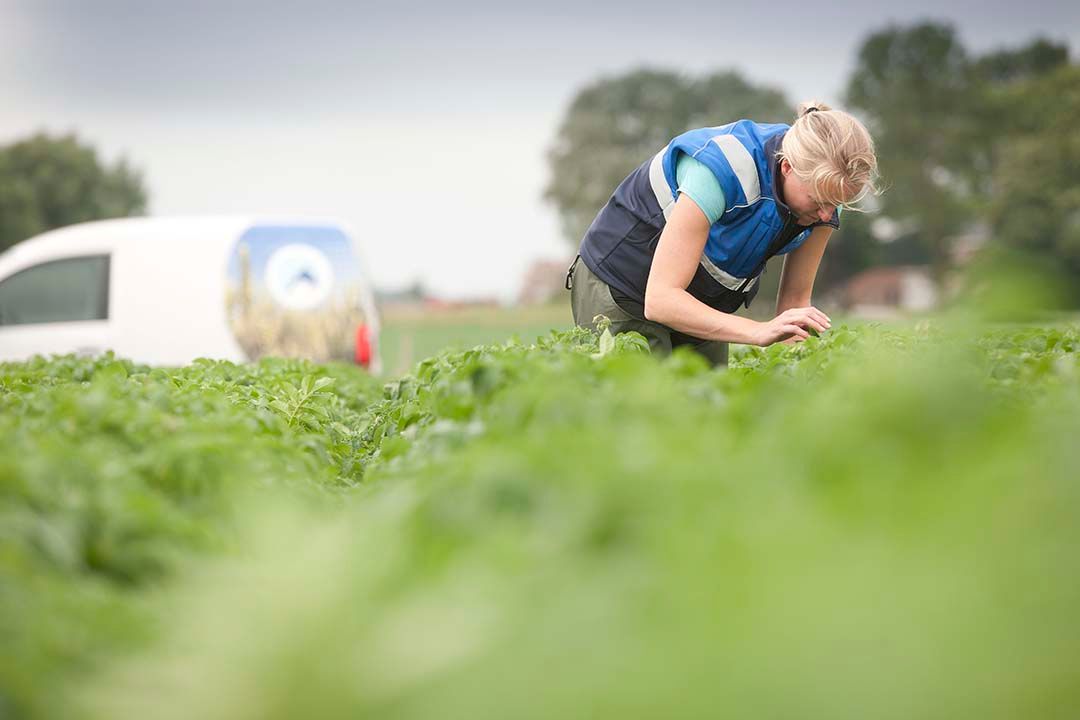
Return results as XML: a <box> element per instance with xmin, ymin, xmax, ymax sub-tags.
<box><xmin>567</xmin><ymin>101</ymin><xmax>878</xmax><ymax>365</ymax></box>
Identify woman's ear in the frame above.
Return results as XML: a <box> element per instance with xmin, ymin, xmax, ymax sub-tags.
<box><xmin>780</xmin><ymin>158</ymin><xmax>792</xmax><ymax>177</ymax></box>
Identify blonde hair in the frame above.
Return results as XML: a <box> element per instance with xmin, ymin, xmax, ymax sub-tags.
<box><xmin>778</xmin><ymin>100</ymin><xmax>880</xmax><ymax>211</ymax></box>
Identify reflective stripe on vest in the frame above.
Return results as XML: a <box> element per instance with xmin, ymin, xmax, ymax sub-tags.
<box><xmin>648</xmin><ymin>149</ymin><xmax>675</xmax><ymax>221</ymax></box>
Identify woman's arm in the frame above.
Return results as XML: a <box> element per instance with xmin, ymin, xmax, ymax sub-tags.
<box><xmin>644</xmin><ymin>195</ymin><xmax>829</xmax><ymax>345</ymax></box>
<box><xmin>776</xmin><ymin>226</ymin><xmax>832</xmax><ymax>314</ymax></box>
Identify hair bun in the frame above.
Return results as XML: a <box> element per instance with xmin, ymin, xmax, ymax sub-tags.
<box><xmin>796</xmin><ymin>100</ymin><xmax>832</xmax><ymax>119</ymax></box>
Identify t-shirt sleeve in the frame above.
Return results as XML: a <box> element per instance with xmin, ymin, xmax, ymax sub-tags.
<box><xmin>674</xmin><ymin>153</ymin><xmax>726</xmax><ymax>224</ymax></box>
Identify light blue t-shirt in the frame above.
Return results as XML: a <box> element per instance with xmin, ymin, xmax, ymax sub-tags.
<box><xmin>675</xmin><ymin>153</ymin><xmax>726</xmax><ymax>223</ymax></box>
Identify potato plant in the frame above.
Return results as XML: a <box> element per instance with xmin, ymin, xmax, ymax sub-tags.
<box><xmin>2</xmin><ymin>322</ymin><xmax>1079</xmax><ymax>719</ymax></box>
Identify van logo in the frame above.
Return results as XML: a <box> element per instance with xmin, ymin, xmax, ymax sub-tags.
<box><xmin>227</xmin><ymin>225</ymin><xmax>367</xmax><ymax>363</ymax></box>
<box><xmin>264</xmin><ymin>244</ymin><xmax>335</xmax><ymax>310</ymax></box>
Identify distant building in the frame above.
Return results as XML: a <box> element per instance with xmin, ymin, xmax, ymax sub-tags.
<box><xmin>838</xmin><ymin>265</ymin><xmax>938</xmax><ymax>318</ymax></box>
<box><xmin>518</xmin><ymin>258</ymin><xmax>572</xmax><ymax>305</ymax></box>
<box><xmin>376</xmin><ymin>281</ymin><xmax>428</xmax><ymax>308</ymax></box>
<box><xmin>422</xmin><ymin>297</ymin><xmax>499</xmax><ymax>311</ymax></box>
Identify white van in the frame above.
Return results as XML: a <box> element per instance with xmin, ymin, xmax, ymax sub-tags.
<box><xmin>0</xmin><ymin>216</ymin><xmax>382</xmax><ymax>372</ymax></box>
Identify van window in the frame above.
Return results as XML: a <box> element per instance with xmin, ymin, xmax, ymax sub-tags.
<box><xmin>0</xmin><ymin>255</ymin><xmax>110</xmax><ymax>326</ymax></box>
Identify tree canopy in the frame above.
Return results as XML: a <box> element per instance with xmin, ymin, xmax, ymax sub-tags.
<box><xmin>844</xmin><ymin>22</ymin><xmax>979</xmax><ymax>282</ymax></box>
<box><xmin>986</xmin><ymin>64</ymin><xmax>1080</xmax><ymax>293</ymax></box>
<box><xmin>0</xmin><ymin>133</ymin><xmax>148</xmax><ymax>253</ymax></box>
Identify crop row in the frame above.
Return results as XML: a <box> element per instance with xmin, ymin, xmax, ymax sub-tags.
<box><xmin>2</xmin><ymin>322</ymin><xmax>1079</xmax><ymax>718</ymax></box>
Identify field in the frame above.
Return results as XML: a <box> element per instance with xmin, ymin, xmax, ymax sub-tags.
<box><xmin>2</xmin><ymin>317</ymin><xmax>1080</xmax><ymax>718</ymax></box>
<box><xmin>378</xmin><ymin>302</ymin><xmax>572</xmax><ymax>375</ymax></box>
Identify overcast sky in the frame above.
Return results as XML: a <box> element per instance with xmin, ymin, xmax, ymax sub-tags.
<box><xmin>1</xmin><ymin>0</ymin><xmax>1076</xmax><ymax>300</ymax></box>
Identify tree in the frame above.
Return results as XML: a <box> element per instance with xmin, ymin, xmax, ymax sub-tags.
<box><xmin>845</xmin><ymin>22</ymin><xmax>978</xmax><ymax>285</ymax></box>
<box><xmin>544</xmin><ymin>68</ymin><xmax>790</xmax><ymax>248</ymax></box>
<box><xmin>972</xmin><ymin>38</ymin><xmax>1069</xmax><ymax>85</ymax></box>
<box><xmin>846</xmin><ymin>25</ymin><xmax>1072</xmax><ymax>288</ymax></box>
<box><xmin>0</xmin><ymin>133</ymin><xmax>148</xmax><ymax>253</ymax></box>
<box><xmin>960</xmin><ymin>38</ymin><xmax>1070</xmax><ymax>203</ymax></box>
<box><xmin>986</xmin><ymin>64</ymin><xmax>1080</xmax><ymax>299</ymax></box>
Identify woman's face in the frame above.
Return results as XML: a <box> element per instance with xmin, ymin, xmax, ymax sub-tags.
<box><xmin>780</xmin><ymin>158</ymin><xmax>837</xmax><ymax>226</ymax></box>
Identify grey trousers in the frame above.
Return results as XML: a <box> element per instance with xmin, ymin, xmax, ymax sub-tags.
<box><xmin>567</xmin><ymin>256</ymin><xmax>729</xmax><ymax>367</ymax></box>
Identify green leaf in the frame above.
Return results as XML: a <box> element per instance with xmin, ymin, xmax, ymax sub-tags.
<box><xmin>269</xmin><ymin>400</ymin><xmax>291</xmax><ymax>415</ymax></box>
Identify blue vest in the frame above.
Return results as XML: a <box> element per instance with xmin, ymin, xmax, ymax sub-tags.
<box><xmin>578</xmin><ymin>120</ymin><xmax>839</xmax><ymax>315</ymax></box>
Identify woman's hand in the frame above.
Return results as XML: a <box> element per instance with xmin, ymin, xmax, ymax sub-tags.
<box><xmin>753</xmin><ymin>306</ymin><xmax>831</xmax><ymax>346</ymax></box>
